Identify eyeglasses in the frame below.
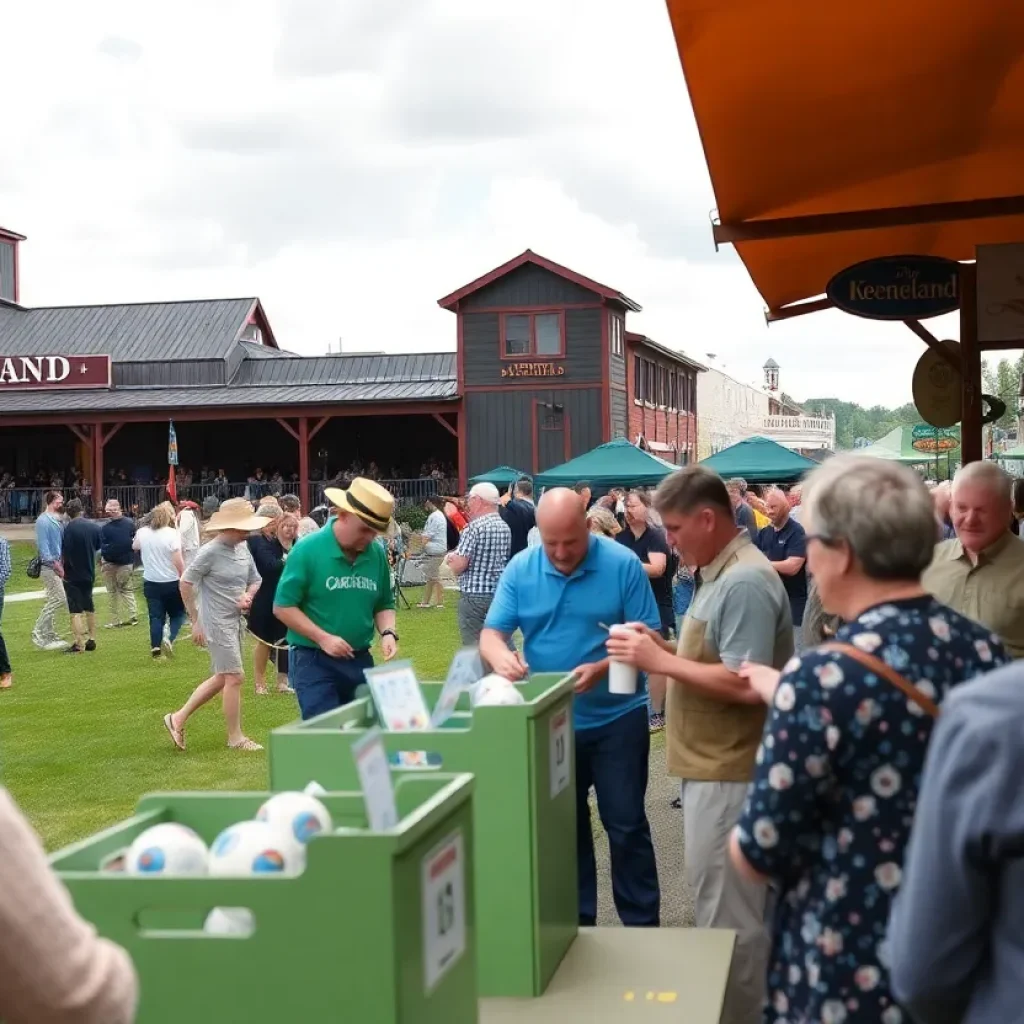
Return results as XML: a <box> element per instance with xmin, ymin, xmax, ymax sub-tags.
<box><xmin>804</xmin><ymin>533</ymin><xmax>842</xmax><ymax>548</ymax></box>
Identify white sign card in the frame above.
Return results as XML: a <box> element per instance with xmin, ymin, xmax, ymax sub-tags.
<box><xmin>421</xmin><ymin>830</ymin><xmax>467</xmax><ymax>993</ymax></box>
<box><xmin>430</xmin><ymin>648</ymin><xmax>485</xmax><ymax>727</ymax></box>
<box><xmin>549</xmin><ymin>707</ymin><xmax>571</xmax><ymax>799</ymax></box>
<box><xmin>365</xmin><ymin>660</ymin><xmax>431</xmax><ymax>731</ymax></box>
<box><xmin>352</xmin><ymin>729</ymin><xmax>399</xmax><ymax>832</ymax></box>
<box><xmin>977</xmin><ymin>242</ymin><xmax>1024</xmax><ymax>344</ymax></box>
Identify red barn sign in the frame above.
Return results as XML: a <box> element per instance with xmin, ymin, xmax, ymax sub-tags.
<box><xmin>0</xmin><ymin>355</ymin><xmax>111</xmax><ymax>389</ymax></box>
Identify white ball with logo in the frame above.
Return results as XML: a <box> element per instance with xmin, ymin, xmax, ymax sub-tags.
<box><xmin>473</xmin><ymin>674</ymin><xmax>526</xmax><ymax>707</ymax></box>
<box><xmin>255</xmin><ymin>792</ymin><xmax>332</xmax><ymax>861</ymax></box>
<box><xmin>126</xmin><ymin>822</ymin><xmax>209</xmax><ymax>877</ymax></box>
<box><xmin>207</xmin><ymin>820</ymin><xmax>302</xmax><ymax>877</ymax></box>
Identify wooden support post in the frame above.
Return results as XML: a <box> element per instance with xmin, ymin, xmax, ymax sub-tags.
<box><xmin>66</xmin><ymin>424</ymin><xmax>91</xmax><ymax>445</ymax></box>
<box><xmin>308</xmin><ymin>416</ymin><xmax>331</xmax><ymax>442</ymax></box>
<box><xmin>457</xmin><ymin>405</ymin><xmax>467</xmax><ymax>493</ymax></box>
<box><xmin>431</xmin><ymin>412</ymin><xmax>459</xmax><ymax>439</ymax></box>
<box><xmin>102</xmin><ymin>422</ymin><xmax>123</xmax><ymax>447</ymax></box>
<box><xmin>298</xmin><ymin>416</ymin><xmax>310</xmax><ymax>512</ymax></box>
<box><xmin>275</xmin><ymin>417</ymin><xmax>300</xmax><ymax>443</ymax></box>
<box><xmin>959</xmin><ymin>264</ymin><xmax>983</xmax><ymax>464</ymax></box>
<box><xmin>92</xmin><ymin>423</ymin><xmax>104</xmax><ymax>512</ymax></box>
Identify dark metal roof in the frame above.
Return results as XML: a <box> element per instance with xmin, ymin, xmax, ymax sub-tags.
<box><xmin>438</xmin><ymin>250</ymin><xmax>642</xmax><ymax>312</ymax></box>
<box><xmin>0</xmin><ymin>297</ymin><xmax>257</xmax><ymax>362</ymax></box>
<box><xmin>238</xmin><ymin>340</ymin><xmax>297</xmax><ymax>359</ymax></box>
<box><xmin>234</xmin><ymin>352</ymin><xmax>455</xmax><ymax>386</ymax></box>
<box><xmin>0</xmin><ymin>378</ymin><xmax>458</xmax><ymax>415</ymax></box>
<box><xmin>625</xmin><ymin>333</ymin><xmax>707</xmax><ymax>372</ymax></box>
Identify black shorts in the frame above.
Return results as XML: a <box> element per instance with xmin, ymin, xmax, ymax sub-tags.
<box><xmin>65</xmin><ymin>580</ymin><xmax>95</xmax><ymax>614</ymax></box>
<box><xmin>658</xmin><ymin>604</ymin><xmax>675</xmax><ymax>641</ymax></box>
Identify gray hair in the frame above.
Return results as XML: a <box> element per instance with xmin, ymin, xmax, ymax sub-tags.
<box><xmin>802</xmin><ymin>455</ymin><xmax>936</xmax><ymax>580</ymax></box>
<box><xmin>725</xmin><ymin>477</ymin><xmax>747</xmax><ymax>493</ymax></box>
<box><xmin>255</xmin><ymin>503</ymin><xmax>282</xmax><ymax>520</ymax></box>
<box><xmin>952</xmin><ymin>461</ymin><xmax>1012</xmax><ymax>504</ymax></box>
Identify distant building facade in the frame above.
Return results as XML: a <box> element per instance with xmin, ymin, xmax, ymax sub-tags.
<box><xmin>695</xmin><ymin>357</ymin><xmax>835</xmax><ymax>458</ymax></box>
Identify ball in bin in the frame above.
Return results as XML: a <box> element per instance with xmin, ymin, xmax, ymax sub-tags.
<box><xmin>126</xmin><ymin>822</ymin><xmax>209</xmax><ymax>877</ymax></box>
<box><xmin>207</xmin><ymin>820</ymin><xmax>302</xmax><ymax>877</ymax></box>
<box><xmin>473</xmin><ymin>674</ymin><xmax>526</xmax><ymax>707</ymax></box>
<box><xmin>256</xmin><ymin>791</ymin><xmax>333</xmax><ymax>856</ymax></box>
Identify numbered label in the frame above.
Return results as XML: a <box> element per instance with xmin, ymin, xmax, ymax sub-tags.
<box><xmin>422</xmin><ymin>831</ymin><xmax>466</xmax><ymax>993</ymax></box>
<box><xmin>549</xmin><ymin>707</ymin><xmax>571</xmax><ymax>799</ymax></box>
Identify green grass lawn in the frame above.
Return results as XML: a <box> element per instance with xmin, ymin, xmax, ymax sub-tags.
<box><xmin>4</xmin><ymin>540</ymin><xmax>45</xmax><ymax>595</ymax></box>
<box><xmin>0</xmin><ymin>574</ymin><xmax>461</xmax><ymax>850</ymax></box>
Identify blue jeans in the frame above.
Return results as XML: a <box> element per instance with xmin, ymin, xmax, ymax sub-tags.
<box><xmin>143</xmin><ymin>580</ymin><xmax>186</xmax><ymax>650</ymax></box>
<box><xmin>0</xmin><ymin>594</ymin><xmax>10</xmax><ymax>676</ymax></box>
<box><xmin>291</xmin><ymin>645</ymin><xmax>374</xmax><ymax>720</ymax></box>
<box><xmin>575</xmin><ymin>704</ymin><xmax>660</xmax><ymax>927</ymax></box>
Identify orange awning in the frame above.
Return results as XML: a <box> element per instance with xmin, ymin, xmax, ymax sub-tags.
<box><xmin>664</xmin><ymin>1</ymin><xmax>1024</xmax><ymax>311</ymax></box>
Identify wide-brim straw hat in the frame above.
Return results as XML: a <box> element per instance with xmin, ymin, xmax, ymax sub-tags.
<box><xmin>323</xmin><ymin>477</ymin><xmax>394</xmax><ymax>533</ymax></box>
<box><xmin>205</xmin><ymin>497</ymin><xmax>271</xmax><ymax>533</ymax></box>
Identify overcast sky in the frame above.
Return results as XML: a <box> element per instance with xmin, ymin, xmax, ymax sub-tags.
<box><xmin>0</xmin><ymin>0</ymin><xmax>977</xmax><ymax>407</ymax></box>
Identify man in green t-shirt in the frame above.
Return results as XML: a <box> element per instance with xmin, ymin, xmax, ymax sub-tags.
<box><xmin>274</xmin><ymin>478</ymin><xmax>398</xmax><ymax>719</ymax></box>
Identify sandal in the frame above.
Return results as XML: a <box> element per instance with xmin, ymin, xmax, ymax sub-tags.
<box><xmin>228</xmin><ymin>737</ymin><xmax>263</xmax><ymax>752</ymax></box>
<box><xmin>0</xmin><ymin>675</ymin><xmax>11</xmax><ymax>690</ymax></box>
<box><xmin>163</xmin><ymin>713</ymin><xmax>186</xmax><ymax>751</ymax></box>
<box><xmin>254</xmin><ymin>683</ymin><xmax>269</xmax><ymax>696</ymax></box>
<box><xmin>276</xmin><ymin>684</ymin><xmax>295</xmax><ymax>695</ymax></box>
<box><xmin>416</xmin><ymin>603</ymin><xmax>432</xmax><ymax>609</ymax></box>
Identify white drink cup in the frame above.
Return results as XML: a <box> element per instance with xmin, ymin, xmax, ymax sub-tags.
<box><xmin>607</xmin><ymin>624</ymin><xmax>639</xmax><ymax>695</ymax></box>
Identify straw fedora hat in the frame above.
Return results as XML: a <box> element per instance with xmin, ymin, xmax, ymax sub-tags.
<box><xmin>323</xmin><ymin>477</ymin><xmax>394</xmax><ymax>533</ymax></box>
<box><xmin>205</xmin><ymin>497</ymin><xmax>271</xmax><ymax>533</ymax></box>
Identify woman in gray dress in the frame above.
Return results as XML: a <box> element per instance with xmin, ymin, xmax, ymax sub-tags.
<box><xmin>163</xmin><ymin>499</ymin><xmax>268</xmax><ymax>753</ymax></box>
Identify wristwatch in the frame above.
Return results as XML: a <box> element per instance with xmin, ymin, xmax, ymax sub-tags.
<box><xmin>380</xmin><ymin>628</ymin><xmax>399</xmax><ymax>642</ymax></box>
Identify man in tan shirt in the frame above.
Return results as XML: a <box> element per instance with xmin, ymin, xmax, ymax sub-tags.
<box><xmin>923</xmin><ymin>461</ymin><xmax>1024</xmax><ymax>658</ymax></box>
<box><xmin>608</xmin><ymin>466</ymin><xmax>793</xmax><ymax>1024</ymax></box>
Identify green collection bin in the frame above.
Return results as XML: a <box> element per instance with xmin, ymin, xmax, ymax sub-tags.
<box><xmin>269</xmin><ymin>672</ymin><xmax>578</xmax><ymax>998</ymax></box>
<box><xmin>49</xmin><ymin>775</ymin><xmax>476</xmax><ymax>1023</ymax></box>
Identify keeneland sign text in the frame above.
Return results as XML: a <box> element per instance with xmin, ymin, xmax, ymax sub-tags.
<box><xmin>826</xmin><ymin>255</ymin><xmax>961</xmax><ymax>321</ymax></box>
<box><xmin>0</xmin><ymin>354</ymin><xmax>112</xmax><ymax>389</ymax></box>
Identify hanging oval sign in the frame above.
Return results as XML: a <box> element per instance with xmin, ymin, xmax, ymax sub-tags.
<box><xmin>827</xmin><ymin>255</ymin><xmax>961</xmax><ymax>320</ymax></box>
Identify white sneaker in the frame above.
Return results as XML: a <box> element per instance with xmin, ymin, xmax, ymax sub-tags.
<box><xmin>162</xmin><ymin>638</ymin><xmax>174</xmax><ymax>658</ymax></box>
<box><xmin>44</xmin><ymin>640</ymin><xmax>70</xmax><ymax>651</ymax></box>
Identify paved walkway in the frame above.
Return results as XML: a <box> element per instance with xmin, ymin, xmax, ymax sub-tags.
<box><xmin>6</xmin><ymin>584</ymin><xmax>106</xmax><ymax>604</ymax></box>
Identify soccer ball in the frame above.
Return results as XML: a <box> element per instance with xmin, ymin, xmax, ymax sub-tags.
<box><xmin>203</xmin><ymin>907</ymin><xmax>255</xmax><ymax>936</ymax></box>
<box><xmin>207</xmin><ymin>820</ymin><xmax>301</xmax><ymax>877</ymax></box>
<box><xmin>256</xmin><ymin>792</ymin><xmax>332</xmax><ymax>860</ymax></box>
<box><xmin>126</xmin><ymin>823</ymin><xmax>209</xmax><ymax>877</ymax></box>
<box><xmin>473</xmin><ymin>674</ymin><xmax>526</xmax><ymax>707</ymax></box>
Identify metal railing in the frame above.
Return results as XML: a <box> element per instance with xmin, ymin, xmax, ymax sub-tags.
<box><xmin>1</xmin><ymin>477</ymin><xmax>457</xmax><ymax>522</ymax></box>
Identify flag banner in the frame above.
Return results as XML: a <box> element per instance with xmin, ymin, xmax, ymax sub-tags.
<box><xmin>167</xmin><ymin>465</ymin><xmax>178</xmax><ymax>505</ymax></box>
<box><xmin>168</xmin><ymin>420</ymin><xmax>179</xmax><ymax>466</ymax></box>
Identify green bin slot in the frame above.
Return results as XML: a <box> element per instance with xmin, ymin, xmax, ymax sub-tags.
<box><xmin>50</xmin><ymin>775</ymin><xmax>476</xmax><ymax>1023</ymax></box>
<box><xmin>269</xmin><ymin>672</ymin><xmax>578</xmax><ymax>998</ymax></box>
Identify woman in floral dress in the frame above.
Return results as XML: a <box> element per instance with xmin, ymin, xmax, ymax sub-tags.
<box><xmin>730</xmin><ymin>456</ymin><xmax>1010</xmax><ymax>1024</ymax></box>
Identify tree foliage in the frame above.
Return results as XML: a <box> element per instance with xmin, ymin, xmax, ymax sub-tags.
<box><xmin>801</xmin><ymin>397</ymin><xmax>920</xmax><ymax>451</ymax></box>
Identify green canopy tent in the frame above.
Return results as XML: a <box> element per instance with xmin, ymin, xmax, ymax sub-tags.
<box><xmin>699</xmin><ymin>436</ymin><xmax>819</xmax><ymax>484</ymax></box>
<box><xmin>468</xmin><ymin>465</ymin><xmax>529</xmax><ymax>487</ymax></box>
<box><xmin>854</xmin><ymin>425</ymin><xmax>960</xmax><ymax>469</ymax></box>
<box><xmin>534</xmin><ymin>437</ymin><xmax>678</xmax><ymax>489</ymax></box>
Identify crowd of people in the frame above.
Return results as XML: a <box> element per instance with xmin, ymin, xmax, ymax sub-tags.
<box><xmin>4</xmin><ymin>453</ymin><xmax>1024</xmax><ymax>1022</ymax></box>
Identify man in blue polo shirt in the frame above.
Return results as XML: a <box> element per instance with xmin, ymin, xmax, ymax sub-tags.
<box><xmin>480</xmin><ymin>487</ymin><xmax>662</xmax><ymax>928</ymax></box>
<box><xmin>755</xmin><ymin>487</ymin><xmax>808</xmax><ymax>652</ymax></box>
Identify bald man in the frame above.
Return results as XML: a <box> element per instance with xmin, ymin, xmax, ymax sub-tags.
<box><xmin>481</xmin><ymin>488</ymin><xmax>663</xmax><ymax>928</ymax></box>
<box><xmin>924</xmin><ymin>461</ymin><xmax>1024</xmax><ymax>657</ymax></box>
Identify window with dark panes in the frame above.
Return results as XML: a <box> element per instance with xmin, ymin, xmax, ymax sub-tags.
<box><xmin>535</xmin><ymin>313</ymin><xmax>561</xmax><ymax>356</ymax></box>
<box><xmin>540</xmin><ymin>404</ymin><xmax>564</xmax><ymax>430</ymax></box>
<box><xmin>503</xmin><ymin>314</ymin><xmax>531</xmax><ymax>356</ymax></box>
<box><xmin>634</xmin><ymin>354</ymin><xmax>643</xmax><ymax>401</ymax></box>
<box><xmin>645</xmin><ymin>361</ymin><xmax>655</xmax><ymax>403</ymax></box>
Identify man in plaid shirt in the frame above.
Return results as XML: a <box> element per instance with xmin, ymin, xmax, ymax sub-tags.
<box><xmin>446</xmin><ymin>483</ymin><xmax>512</xmax><ymax>646</ymax></box>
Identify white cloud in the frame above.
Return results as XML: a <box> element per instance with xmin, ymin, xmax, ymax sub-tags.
<box><xmin>0</xmin><ymin>0</ymin><xmax>990</xmax><ymax>409</ymax></box>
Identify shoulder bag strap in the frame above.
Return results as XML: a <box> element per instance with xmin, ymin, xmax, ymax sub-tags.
<box><xmin>818</xmin><ymin>642</ymin><xmax>941</xmax><ymax>719</ymax></box>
